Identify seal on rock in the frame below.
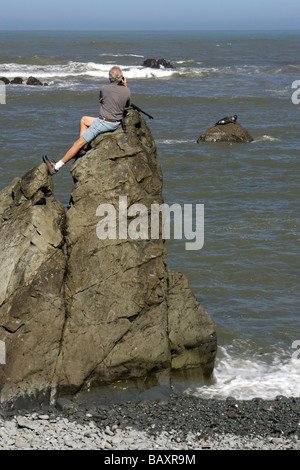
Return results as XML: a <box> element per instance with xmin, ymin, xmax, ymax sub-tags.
<box><xmin>215</xmin><ymin>115</ymin><xmax>237</xmax><ymax>126</ymax></box>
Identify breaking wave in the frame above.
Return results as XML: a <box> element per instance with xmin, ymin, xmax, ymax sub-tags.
<box><xmin>191</xmin><ymin>345</ymin><xmax>300</xmax><ymax>400</ymax></box>
<box><xmin>2</xmin><ymin>60</ymin><xmax>300</xmax><ymax>87</ymax></box>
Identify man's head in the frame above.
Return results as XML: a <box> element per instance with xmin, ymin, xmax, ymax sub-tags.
<box><xmin>109</xmin><ymin>66</ymin><xmax>123</xmax><ymax>83</ymax></box>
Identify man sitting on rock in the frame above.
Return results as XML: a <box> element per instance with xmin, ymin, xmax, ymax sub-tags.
<box><xmin>43</xmin><ymin>66</ymin><xmax>131</xmax><ymax>175</ymax></box>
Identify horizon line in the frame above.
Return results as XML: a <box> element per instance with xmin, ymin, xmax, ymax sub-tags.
<box><xmin>1</xmin><ymin>28</ymin><xmax>300</xmax><ymax>32</ymax></box>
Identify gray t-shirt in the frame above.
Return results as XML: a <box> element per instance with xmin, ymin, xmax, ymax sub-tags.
<box><xmin>99</xmin><ymin>82</ymin><xmax>131</xmax><ymax>121</ymax></box>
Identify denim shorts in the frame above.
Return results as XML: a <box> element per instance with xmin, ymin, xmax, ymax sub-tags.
<box><xmin>82</xmin><ymin>117</ymin><xmax>120</xmax><ymax>143</ymax></box>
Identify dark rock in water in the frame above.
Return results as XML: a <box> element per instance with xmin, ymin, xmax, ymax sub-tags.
<box><xmin>0</xmin><ymin>77</ymin><xmax>10</xmax><ymax>85</ymax></box>
<box><xmin>0</xmin><ymin>109</ymin><xmax>217</xmax><ymax>408</ymax></box>
<box><xmin>0</xmin><ymin>76</ymin><xmax>47</xmax><ymax>86</ymax></box>
<box><xmin>26</xmin><ymin>76</ymin><xmax>44</xmax><ymax>86</ymax></box>
<box><xmin>142</xmin><ymin>58</ymin><xmax>174</xmax><ymax>69</ymax></box>
<box><xmin>10</xmin><ymin>77</ymin><xmax>23</xmax><ymax>84</ymax></box>
<box><xmin>197</xmin><ymin>121</ymin><xmax>253</xmax><ymax>143</ymax></box>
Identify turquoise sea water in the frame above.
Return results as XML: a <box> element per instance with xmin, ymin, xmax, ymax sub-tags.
<box><xmin>0</xmin><ymin>30</ymin><xmax>299</xmax><ymax>399</ymax></box>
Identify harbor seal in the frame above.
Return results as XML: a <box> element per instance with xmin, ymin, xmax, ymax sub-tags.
<box><xmin>215</xmin><ymin>115</ymin><xmax>237</xmax><ymax>126</ymax></box>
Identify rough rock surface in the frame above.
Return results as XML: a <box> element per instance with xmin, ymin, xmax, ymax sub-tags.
<box><xmin>0</xmin><ymin>109</ymin><xmax>217</xmax><ymax>408</ymax></box>
<box><xmin>197</xmin><ymin>122</ymin><xmax>253</xmax><ymax>143</ymax></box>
<box><xmin>0</xmin><ymin>166</ymin><xmax>66</xmax><ymax>407</ymax></box>
<box><xmin>55</xmin><ymin>108</ymin><xmax>171</xmax><ymax>396</ymax></box>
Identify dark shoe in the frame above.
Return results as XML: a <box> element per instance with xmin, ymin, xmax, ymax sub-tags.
<box><xmin>42</xmin><ymin>155</ymin><xmax>57</xmax><ymax>175</ymax></box>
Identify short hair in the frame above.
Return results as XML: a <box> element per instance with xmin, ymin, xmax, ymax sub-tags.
<box><xmin>109</xmin><ymin>66</ymin><xmax>123</xmax><ymax>83</ymax></box>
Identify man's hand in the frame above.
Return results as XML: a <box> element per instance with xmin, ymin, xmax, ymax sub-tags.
<box><xmin>122</xmin><ymin>76</ymin><xmax>128</xmax><ymax>87</ymax></box>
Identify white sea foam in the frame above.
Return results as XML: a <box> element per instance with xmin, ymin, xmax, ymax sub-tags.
<box><xmin>253</xmin><ymin>135</ymin><xmax>280</xmax><ymax>142</ymax></box>
<box><xmin>157</xmin><ymin>139</ymin><xmax>195</xmax><ymax>145</ymax></box>
<box><xmin>0</xmin><ymin>61</ymin><xmax>176</xmax><ymax>82</ymax></box>
<box><xmin>99</xmin><ymin>53</ymin><xmax>144</xmax><ymax>58</ymax></box>
<box><xmin>191</xmin><ymin>346</ymin><xmax>300</xmax><ymax>400</ymax></box>
<box><xmin>2</xmin><ymin>60</ymin><xmax>294</xmax><ymax>86</ymax></box>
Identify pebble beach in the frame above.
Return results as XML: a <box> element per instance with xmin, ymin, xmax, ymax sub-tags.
<box><xmin>0</xmin><ymin>393</ymin><xmax>299</xmax><ymax>451</ymax></box>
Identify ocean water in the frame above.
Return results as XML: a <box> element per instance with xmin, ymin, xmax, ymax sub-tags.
<box><xmin>0</xmin><ymin>30</ymin><xmax>299</xmax><ymax>400</ymax></box>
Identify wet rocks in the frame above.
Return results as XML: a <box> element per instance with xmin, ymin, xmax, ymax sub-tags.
<box><xmin>142</xmin><ymin>58</ymin><xmax>174</xmax><ymax>69</ymax></box>
<box><xmin>10</xmin><ymin>77</ymin><xmax>23</xmax><ymax>85</ymax></box>
<box><xmin>0</xmin><ymin>76</ymin><xmax>48</xmax><ymax>86</ymax></box>
<box><xmin>26</xmin><ymin>76</ymin><xmax>45</xmax><ymax>86</ymax></box>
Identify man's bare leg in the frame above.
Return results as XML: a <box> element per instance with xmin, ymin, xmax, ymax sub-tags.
<box><xmin>61</xmin><ymin>116</ymin><xmax>95</xmax><ymax>164</ymax></box>
<box><xmin>61</xmin><ymin>135</ymin><xmax>88</xmax><ymax>164</ymax></box>
<box><xmin>43</xmin><ymin>116</ymin><xmax>96</xmax><ymax>175</ymax></box>
<box><xmin>79</xmin><ymin>115</ymin><xmax>95</xmax><ymax>136</ymax></box>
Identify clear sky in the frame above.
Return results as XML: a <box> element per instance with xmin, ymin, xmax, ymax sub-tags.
<box><xmin>1</xmin><ymin>0</ymin><xmax>299</xmax><ymax>30</ymax></box>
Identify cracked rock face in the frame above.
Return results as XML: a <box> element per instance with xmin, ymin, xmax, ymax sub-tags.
<box><xmin>0</xmin><ymin>165</ymin><xmax>66</xmax><ymax>407</ymax></box>
<box><xmin>56</xmin><ymin>110</ymin><xmax>170</xmax><ymax>395</ymax></box>
<box><xmin>0</xmin><ymin>110</ymin><xmax>217</xmax><ymax>407</ymax></box>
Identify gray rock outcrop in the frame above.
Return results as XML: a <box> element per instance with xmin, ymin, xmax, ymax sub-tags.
<box><xmin>142</xmin><ymin>59</ymin><xmax>174</xmax><ymax>69</ymax></box>
<box><xmin>26</xmin><ymin>76</ymin><xmax>44</xmax><ymax>86</ymax></box>
<box><xmin>0</xmin><ymin>76</ymin><xmax>48</xmax><ymax>86</ymax></box>
<box><xmin>10</xmin><ymin>77</ymin><xmax>23</xmax><ymax>85</ymax></box>
<box><xmin>197</xmin><ymin>122</ymin><xmax>253</xmax><ymax>143</ymax></box>
<box><xmin>0</xmin><ymin>166</ymin><xmax>66</xmax><ymax>407</ymax></box>
<box><xmin>0</xmin><ymin>109</ymin><xmax>217</xmax><ymax>408</ymax></box>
